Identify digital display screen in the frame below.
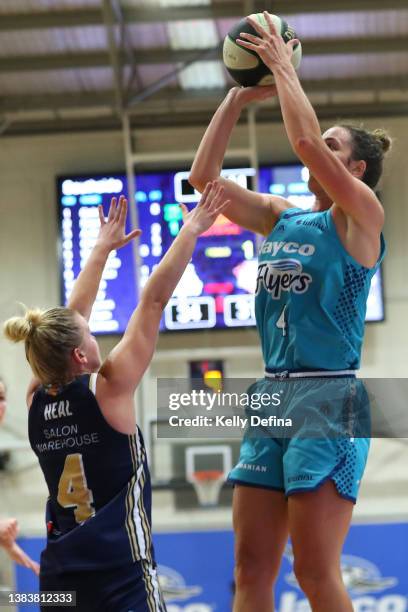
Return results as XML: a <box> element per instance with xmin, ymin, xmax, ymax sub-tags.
<box><xmin>366</xmin><ymin>266</ymin><xmax>385</xmax><ymax>322</ymax></box>
<box><xmin>259</xmin><ymin>163</ymin><xmax>315</xmax><ymax>210</ymax></box>
<box><xmin>58</xmin><ymin>168</ymin><xmax>257</xmax><ymax>334</ymax></box>
<box><xmin>57</xmin><ymin>165</ymin><xmax>384</xmax><ymax>334</ymax></box>
<box><xmin>59</xmin><ymin>176</ymin><xmax>136</xmax><ymax>333</ymax></box>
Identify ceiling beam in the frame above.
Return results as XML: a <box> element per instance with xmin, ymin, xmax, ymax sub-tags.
<box><xmin>0</xmin><ymin>91</ymin><xmax>114</xmax><ymax>112</ymax></box>
<box><xmin>1</xmin><ymin>75</ymin><xmax>407</xmax><ymax>114</ymax></box>
<box><xmin>1</xmin><ymin>36</ymin><xmax>407</xmax><ymax>73</ymax></box>
<box><xmin>132</xmin><ymin>100</ymin><xmax>408</xmax><ymax>127</ymax></box>
<box><xmin>306</xmin><ymin>75</ymin><xmax>408</xmax><ymax>92</ymax></box>
<box><xmin>0</xmin><ymin>51</ymin><xmax>110</xmax><ymax>72</ymax></box>
<box><xmin>304</xmin><ymin>36</ymin><xmax>408</xmax><ymax>55</ymax></box>
<box><xmin>0</xmin><ymin>2</ymin><xmax>408</xmax><ymax>31</ymax></box>
<box><xmin>101</xmin><ymin>0</ymin><xmax>124</xmax><ymax>112</ymax></box>
<box><xmin>0</xmin><ymin>9</ymin><xmax>101</xmax><ymax>31</ymax></box>
<box><xmin>3</xmin><ymin>98</ymin><xmax>408</xmax><ymax>137</ymax></box>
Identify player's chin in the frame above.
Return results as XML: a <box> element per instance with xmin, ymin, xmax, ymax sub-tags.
<box><xmin>308</xmin><ymin>175</ymin><xmax>324</xmax><ymax>197</ymax></box>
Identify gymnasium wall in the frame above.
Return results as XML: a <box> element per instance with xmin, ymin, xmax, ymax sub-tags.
<box><xmin>0</xmin><ymin>115</ymin><xmax>407</xmax><ymax>533</ymax></box>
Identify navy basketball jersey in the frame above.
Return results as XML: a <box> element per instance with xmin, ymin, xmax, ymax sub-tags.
<box><xmin>28</xmin><ymin>374</ymin><xmax>154</xmax><ymax>574</ymax></box>
<box><xmin>255</xmin><ymin>207</ymin><xmax>385</xmax><ymax>371</ymax></box>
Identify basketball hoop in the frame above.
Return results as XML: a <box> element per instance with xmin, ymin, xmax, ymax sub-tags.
<box><xmin>190</xmin><ymin>470</ymin><xmax>225</xmax><ymax>508</ymax></box>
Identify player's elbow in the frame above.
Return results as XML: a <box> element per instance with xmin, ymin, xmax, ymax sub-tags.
<box><xmin>294</xmin><ymin>135</ymin><xmax>319</xmax><ymax>156</ymax></box>
<box><xmin>139</xmin><ymin>293</ymin><xmax>167</xmax><ymax>314</ymax></box>
<box><xmin>189</xmin><ymin>166</ymin><xmax>222</xmax><ymax>193</ymax></box>
<box><xmin>188</xmin><ymin>172</ymin><xmax>206</xmax><ymax>194</ymax></box>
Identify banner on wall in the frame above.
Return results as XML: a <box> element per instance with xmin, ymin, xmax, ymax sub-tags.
<box><xmin>15</xmin><ymin>523</ymin><xmax>408</xmax><ymax>612</ymax></box>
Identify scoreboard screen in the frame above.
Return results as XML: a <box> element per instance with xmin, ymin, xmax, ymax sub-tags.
<box><xmin>57</xmin><ymin>165</ymin><xmax>384</xmax><ymax>334</ymax></box>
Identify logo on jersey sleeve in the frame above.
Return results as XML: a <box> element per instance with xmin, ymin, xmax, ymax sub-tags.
<box><xmin>255</xmin><ymin>259</ymin><xmax>312</xmax><ymax>299</ymax></box>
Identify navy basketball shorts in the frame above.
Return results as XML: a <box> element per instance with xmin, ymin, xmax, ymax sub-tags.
<box><xmin>228</xmin><ymin>376</ymin><xmax>370</xmax><ymax>503</ymax></box>
<box><xmin>40</xmin><ymin>560</ymin><xmax>166</xmax><ymax>612</ymax></box>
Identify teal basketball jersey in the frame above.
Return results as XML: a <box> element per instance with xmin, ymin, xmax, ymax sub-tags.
<box><xmin>255</xmin><ymin>207</ymin><xmax>385</xmax><ymax>371</ymax></box>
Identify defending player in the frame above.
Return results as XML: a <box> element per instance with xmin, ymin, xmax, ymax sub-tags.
<box><xmin>0</xmin><ymin>379</ymin><xmax>39</xmax><ymax>574</ymax></box>
<box><xmin>3</xmin><ymin>183</ymin><xmax>229</xmax><ymax>611</ymax></box>
<box><xmin>189</xmin><ymin>12</ymin><xmax>389</xmax><ymax>612</ymax></box>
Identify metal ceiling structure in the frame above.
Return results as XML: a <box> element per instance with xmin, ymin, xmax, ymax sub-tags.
<box><xmin>0</xmin><ymin>0</ymin><xmax>408</xmax><ymax>135</ymax></box>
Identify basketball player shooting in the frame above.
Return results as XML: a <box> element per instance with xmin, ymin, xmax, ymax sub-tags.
<box><xmin>3</xmin><ymin>182</ymin><xmax>229</xmax><ymax>611</ymax></box>
<box><xmin>189</xmin><ymin>11</ymin><xmax>390</xmax><ymax>612</ymax></box>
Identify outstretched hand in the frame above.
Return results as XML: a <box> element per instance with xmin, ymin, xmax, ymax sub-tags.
<box><xmin>6</xmin><ymin>541</ymin><xmax>40</xmax><ymax>576</ymax></box>
<box><xmin>236</xmin><ymin>11</ymin><xmax>298</xmax><ymax>74</ymax></box>
<box><xmin>0</xmin><ymin>519</ymin><xmax>40</xmax><ymax>576</ymax></box>
<box><xmin>97</xmin><ymin>195</ymin><xmax>141</xmax><ymax>251</ymax></box>
<box><xmin>180</xmin><ymin>180</ymin><xmax>230</xmax><ymax>236</ymax></box>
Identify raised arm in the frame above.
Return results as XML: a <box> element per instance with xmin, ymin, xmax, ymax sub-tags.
<box><xmin>67</xmin><ymin>196</ymin><xmax>141</xmax><ymax>320</ymax></box>
<box><xmin>25</xmin><ymin>196</ymin><xmax>140</xmax><ymax>407</ymax></box>
<box><xmin>238</xmin><ymin>13</ymin><xmax>384</xmax><ymax>231</ymax></box>
<box><xmin>189</xmin><ymin>86</ymin><xmax>294</xmax><ymax>236</ymax></box>
<box><xmin>96</xmin><ymin>182</ymin><xmax>230</xmax><ymax>430</ymax></box>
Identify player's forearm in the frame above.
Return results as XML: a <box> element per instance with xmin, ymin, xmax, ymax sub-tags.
<box><xmin>107</xmin><ymin>226</ymin><xmax>199</xmax><ymax>388</ymax></box>
<box><xmin>189</xmin><ymin>89</ymin><xmax>243</xmax><ymax>191</ymax></box>
<box><xmin>274</xmin><ymin>63</ymin><xmax>322</xmax><ymax>153</ymax></box>
<box><xmin>67</xmin><ymin>242</ymin><xmax>110</xmax><ymax>320</ymax></box>
<box><xmin>140</xmin><ymin>225</ymin><xmax>198</xmax><ymax>309</ymax></box>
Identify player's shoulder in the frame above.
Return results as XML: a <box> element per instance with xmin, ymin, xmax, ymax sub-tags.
<box><xmin>263</xmin><ymin>203</ymin><xmax>309</xmax><ymax>236</ymax></box>
<box><xmin>263</xmin><ymin>199</ymin><xmax>299</xmax><ymax>235</ymax></box>
<box><xmin>92</xmin><ymin>372</ymin><xmax>136</xmax><ymax>435</ymax></box>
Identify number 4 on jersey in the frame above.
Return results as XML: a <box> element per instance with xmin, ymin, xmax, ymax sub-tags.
<box><xmin>57</xmin><ymin>453</ymin><xmax>95</xmax><ymax>523</ymax></box>
<box><xmin>276</xmin><ymin>304</ymin><xmax>288</xmax><ymax>337</ymax></box>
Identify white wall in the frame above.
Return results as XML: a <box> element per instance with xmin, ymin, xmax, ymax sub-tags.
<box><xmin>0</xmin><ymin>114</ymin><xmax>407</xmax><ymax>534</ymax></box>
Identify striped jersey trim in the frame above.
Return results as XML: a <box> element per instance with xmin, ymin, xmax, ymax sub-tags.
<box><xmin>265</xmin><ymin>369</ymin><xmax>356</xmax><ymax>379</ymax></box>
<box><xmin>125</xmin><ymin>431</ymin><xmax>153</xmax><ymax>564</ymax></box>
<box><xmin>125</xmin><ymin>473</ymin><xmax>139</xmax><ymax>562</ymax></box>
<box><xmin>125</xmin><ymin>434</ymin><xmax>139</xmax><ymax>561</ymax></box>
<box><xmin>141</xmin><ymin>561</ymin><xmax>165</xmax><ymax>611</ymax></box>
<box><xmin>88</xmin><ymin>373</ymin><xmax>97</xmax><ymax>394</ymax></box>
<box><xmin>128</xmin><ymin>433</ymin><xmax>138</xmax><ymax>471</ymax></box>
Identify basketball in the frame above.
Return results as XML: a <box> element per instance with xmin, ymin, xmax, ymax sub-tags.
<box><xmin>223</xmin><ymin>13</ymin><xmax>302</xmax><ymax>87</ymax></box>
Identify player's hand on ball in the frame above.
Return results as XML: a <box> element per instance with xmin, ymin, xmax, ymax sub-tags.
<box><xmin>237</xmin><ymin>11</ymin><xmax>298</xmax><ymax>72</ymax></box>
<box><xmin>231</xmin><ymin>84</ymin><xmax>277</xmax><ymax>106</ymax></box>
<box><xmin>97</xmin><ymin>195</ymin><xmax>142</xmax><ymax>251</ymax></box>
<box><xmin>180</xmin><ymin>181</ymin><xmax>230</xmax><ymax>236</ymax></box>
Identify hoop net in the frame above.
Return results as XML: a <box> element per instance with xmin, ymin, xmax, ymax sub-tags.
<box><xmin>191</xmin><ymin>470</ymin><xmax>224</xmax><ymax>508</ymax></box>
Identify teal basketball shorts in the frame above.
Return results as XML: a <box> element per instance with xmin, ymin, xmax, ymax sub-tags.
<box><xmin>228</xmin><ymin>374</ymin><xmax>370</xmax><ymax>503</ymax></box>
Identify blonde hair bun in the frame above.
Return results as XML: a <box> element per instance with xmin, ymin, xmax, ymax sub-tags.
<box><xmin>4</xmin><ymin>308</ymin><xmax>44</xmax><ymax>343</ymax></box>
<box><xmin>372</xmin><ymin>129</ymin><xmax>392</xmax><ymax>154</ymax></box>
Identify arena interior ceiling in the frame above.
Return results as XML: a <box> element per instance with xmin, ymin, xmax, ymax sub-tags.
<box><xmin>0</xmin><ymin>0</ymin><xmax>407</xmax><ymax>135</ymax></box>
